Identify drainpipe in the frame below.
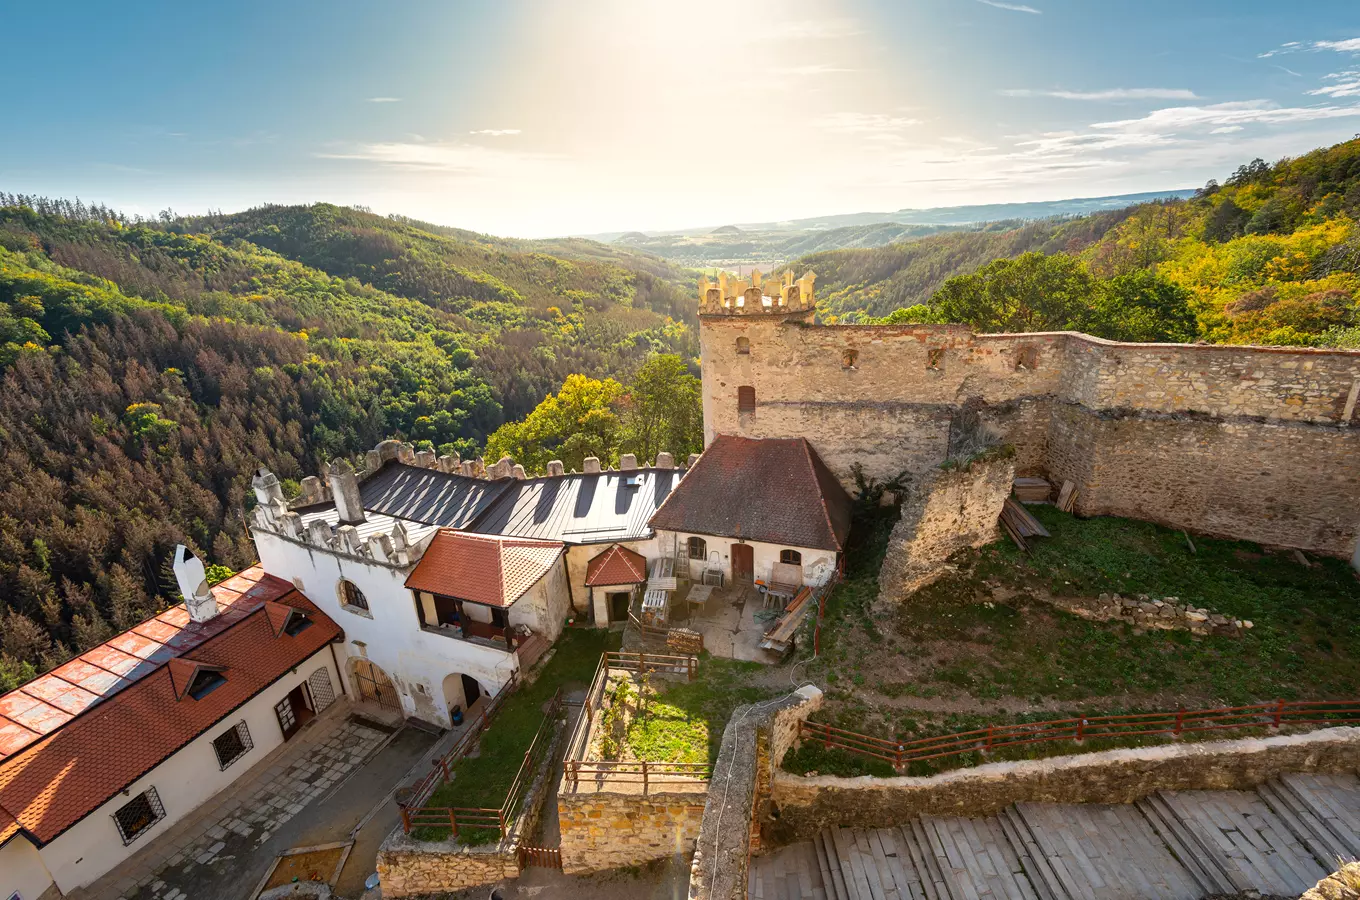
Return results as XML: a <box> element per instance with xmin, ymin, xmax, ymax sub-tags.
<box><xmin>328</xmin><ymin>641</ymin><xmax>350</xmax><ymax>699</ymax></box>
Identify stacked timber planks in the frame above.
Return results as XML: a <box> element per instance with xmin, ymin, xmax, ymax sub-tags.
<box><xmin>759</xmin><ymin>586</ymin><xmax>814</xmax><ymax>653</ymax></box>
<box><xmin>1013</xmin><ymin>478</ymin><xmax>1052</xmax><ymax>503</ymax></box>
<box><xmin>999</xmin><ymin>497</ymin><xmax>1051</xmax><ymax>552</ymax></box>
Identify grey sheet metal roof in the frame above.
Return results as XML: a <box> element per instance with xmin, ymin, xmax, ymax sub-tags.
<box><xmin>296</xmin><ymin>507</ymin><xmax>441</xmax><ymax>547</ymax></box>
<box><xmin>357</xmin><ymin>463</ymin><xmax>513</xmax><ymax>528</ymax></box>
<box><xmin>468</xmin><ymin>468</ymin><xmax>683</xmax><ymax>544</ymax></box>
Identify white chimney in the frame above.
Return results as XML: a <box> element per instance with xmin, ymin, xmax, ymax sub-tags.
<box><xmin>173</xmin><ymin>545</ymin><xmax>218</xmax><ymax>624</ymax></box>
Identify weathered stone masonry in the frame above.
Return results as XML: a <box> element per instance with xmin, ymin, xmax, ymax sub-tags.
<box><xmin>700</xmin><ymin>307</ymin><xmax>1360</xmax><ymax>557</ymax></box>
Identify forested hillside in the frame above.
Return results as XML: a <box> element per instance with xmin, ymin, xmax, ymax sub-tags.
<box><xmin>0</xmin><ymin>199</ymin><xmax>697</xmax><ymax>688</ymax></box>
<box><xmin>807</xmin><ymin>138</ymin><xmax>1360</xmax><ymax>348</ymax></box>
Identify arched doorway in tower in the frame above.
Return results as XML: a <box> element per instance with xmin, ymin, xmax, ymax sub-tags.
<box><xmin>349</xmin><ymin>657</ymin><xmax>400</xmax><ymax>711</ymax></box>
<box><xmin>441</xmin><ymin>673</ymin><xmax>485</xmax><ymax>726</ymax></box>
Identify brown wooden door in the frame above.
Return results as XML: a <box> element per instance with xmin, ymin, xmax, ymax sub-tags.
<box><xmin>731</xmin><ymin>543</ymin><xmax>754</xmax><ymax>583</ymax></box>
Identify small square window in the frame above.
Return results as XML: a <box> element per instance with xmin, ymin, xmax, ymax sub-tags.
<box><xmin>687</xmin><ymin>537</ymin><xmax>707</xmax><ymax>560</ymax></box>
<box><xmin>927</xmin><ymin>348</ymin><xmax>944</xmax><ymax>370</ymax></box>
<box><xmin>1015</xmin><ymin>346</ymin><xmax>1039</xmax><ymax>370</ymax></box>
<box><xmin>737</xmin><ymin>386</ymin><xmax>756</xmax><ymax>413</ymax></box>
<box><xmin>779</xmin><ymin>549</ymin><xmax>802</xmax><ymax>565</ymax></box>
<box><xmin>842</xmin><ymin>349</ymin><xmax>858</xmax><ymax>368</ymax></box>
<box><xmin>736</xmin><ymin>336</ymin><xmax>750</xmax><ymax>354</ymax></box>
<box><xmin>212</xmin><ymin>721</ymin><xmax>253</xmax><ymax>770</ymax></box>
<box><xmin>113</xmin><ymin>787</ymin><xmax>165</xmax><ymax>845</ymax></box>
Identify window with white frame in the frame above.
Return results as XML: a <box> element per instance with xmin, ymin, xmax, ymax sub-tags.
<box><xmin>687</xmin><ymin>536</ymin><xmax>707</xmax><ymax>560</ymax></box>
<box><xmin>212</xmin><ymin>720</ymin><xmax>253</xmax><ymax>770</ymax></box>
<box><xmin>113</xmin><ymin>786</ymin><xmax>165</xmax><ymax>845</ymax></box>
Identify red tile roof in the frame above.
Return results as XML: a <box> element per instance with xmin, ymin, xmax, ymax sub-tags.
<box><xmin>0</xmin><ymin>580</ymin><xmax>340</xmax><ymax>847</ymax></box>
<box><xmin>0</xmin><ymin>567</ymin><xmax>291</xmax><ymax>764</ymax></box>
<box><xmin>405</xmin><ymin>530</ymin><xmax>563</xmax><ymax>607</ymax></box>
<box><xmin>584</xmin><ymin>544</ymin><xmax>648</xmax><ymax>586</ymax></box>
<box><xmin>648</xmin><ymin>436</ymin><xmax>853</xmax><ymax>552</ymax></box>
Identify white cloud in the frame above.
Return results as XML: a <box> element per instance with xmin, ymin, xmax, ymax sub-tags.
<box><xmin>772</xmin><ymin>64</ymin><xmax>855</xmax><ymax>76</ymax></box>
<box><xmin>469</xmin><ymin>129</ymin><xmax>522</xmax><ymax>136</ymax></box>
<box><xmin>1308</xmin><ymin>71</ymin><xmax>1360</xmax><ymax>98</ymax></box>
<box><xmin>367</xmin><ymin>97</ymin><xmax>402</xmax><ymax>103</ymax></box>
<box><xmin>1260</xmin><ymin>37</ymin><xmax>1360</xmax><ymax>58</ymax></box>
<box><xmin>1001</xmin><ymin>88</ymin><xmax>1199</xmax><ymax>100</ymax></box>
<box><xmin>1091</xmin><ymin>99</ymin><xmax>1360</xmax><ymax>133</ymax></box>
<box><xmin>764</xmin><ymin>19</ymin><xmax>863</xmax><ymax>40</ymax></box>
<box><xmin>1210</xmin><ymin>126</ymin><xmax>1244</xmax><ymax>134</ymax></box>
<box><xmin>317</xmin><ymin>140</ymin><xmax>553</xmax><ymax>175</ymax></box>
<box><xmin>816</xmin><ymin>112</ymin><xmax>923</xmax><ymax>138</ymax></box>
<box><xmin>977</xmin><ymin>0</ymin><xmax>1041</xmax><ymax>14</ymax></box>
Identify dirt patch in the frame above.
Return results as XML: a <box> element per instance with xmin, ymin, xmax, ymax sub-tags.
<box><xmin>261</xmin><ymin>843</ymin><xmax>350</xmax><ymax>892</ymax></box>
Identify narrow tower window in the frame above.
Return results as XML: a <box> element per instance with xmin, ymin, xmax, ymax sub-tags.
<box><xmin>737</xmin><ymin>386</ymin><xmax>756</xmax><ymax>413</ymax></box>
<box><xmin>736</xmin><ymin>336</ymin><xmax>750</xmax><ymax>354</ymax></box>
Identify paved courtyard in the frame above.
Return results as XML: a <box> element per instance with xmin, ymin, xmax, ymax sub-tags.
<box><xmin>680</xmin><ymin>583</ymin><xmax>784</xmax><ymax>663</ymax></box>
<box><xmin>65</xmin><ymin>701</ymin><xmax>429</xmax><ymax>900</ymax></box>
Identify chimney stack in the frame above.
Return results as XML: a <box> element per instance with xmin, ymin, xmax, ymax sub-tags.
<box><xmin>655</xmin><ymin>452</ymin><xmax>674</xmax><ymax>469</ymax></box>
<box><xmin>546</xmin><ymin>460</ymin><xmax>565</xmax><ymax>477</ymax></box>
<box><xmin>329</xmin><ymin>459</ymin><xmax>366</xmax><ymax>525</ymax></box>
<box><xmin>173</xmin><ymin>545</ymin><xmax>218</xmax><ymax>624</ymax></box>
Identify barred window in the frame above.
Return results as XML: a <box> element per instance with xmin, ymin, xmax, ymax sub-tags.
<box><xmin>113</xmin><ymin>787</ymin><xmax>165</xmax><ymax>845</ymax></box>
<box><xmin>737</xmin><ymin>385</ymin><xmax>756</xmax><ymax>413</ymax></box>
<box><xmin>339</xmin><ymin>579</ymin><xmax>369</xmax><ymax>611</ymax></box>
<box><xmin>212</xmin><ymin>721</ymin><xmax>253</xmax><ymax>770</ymax></box>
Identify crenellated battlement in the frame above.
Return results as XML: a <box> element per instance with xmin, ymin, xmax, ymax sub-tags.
<box><xmin>699</xmin><ymin>268</ymin><xmax>816</xmax><ymax>316</ymax></box>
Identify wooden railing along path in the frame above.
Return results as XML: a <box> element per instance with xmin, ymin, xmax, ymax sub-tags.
<box><xmin>563</xmin><ymin>651</ymin><xmax>710</xmax><ymax>792</ymax></box>
<box><xmin>398</xmin><ymin>682</ymin><xmax>562</xmax><ymax>838</ymax></box>
<box><xmin>800</xmin><ymin>699</ymin><xmax>1360</xmax><ymax>771</ymax></box>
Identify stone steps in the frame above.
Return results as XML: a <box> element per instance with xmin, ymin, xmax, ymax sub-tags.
<box><xmin>749</xmin><ymin>773</ymin><xmax>1360</xmax><ymax>900</ymax></box>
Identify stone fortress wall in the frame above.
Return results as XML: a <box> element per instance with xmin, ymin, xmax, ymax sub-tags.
<box><xmin>698</xmin><ymin>275</ymin><xmax>1360</xmax><ymax>558</ymax></box>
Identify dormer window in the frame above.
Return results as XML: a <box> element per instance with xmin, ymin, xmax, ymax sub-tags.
<box><xmin>283</xmin><ymin>610</ymin><xmax>313</xmax><ymax>636</ymax></box>
<box><xmin>188</xmin><ymin>668</ymin><xmax>227</xmax><ymax>700</ymax></box>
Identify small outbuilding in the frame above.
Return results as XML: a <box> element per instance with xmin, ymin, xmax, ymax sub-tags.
<box><xmin>648</xmin><ymin>435</ymin><xmax>852</xmax><ymax>589</ymax></box>
<box><xmin>583</xmin><ymin>543</ymin><xmax>649</xmax><ymax>626</ymax></box>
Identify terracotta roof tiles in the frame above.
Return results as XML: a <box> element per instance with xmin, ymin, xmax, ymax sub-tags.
<box><xmin>404</xmin><ymin>530</ymin><xmax>563</xmax><ymax>607</ymax></box>
<box><xmin>0</xmin><ymin>586</ymin><xmax>339</xmax><ymax>847</ymax></box>
<box><xmin>584</xmin><ymin>544</ymin><xmax>648</xmax><ymax>586</ymax></box>
<box><xmin>0</xmin><ymin>567</ymin><xmax>292</xmax><ymax>764</ymax></box>
<box><xmin>648</xmin><ymin>436</ymin><xmax>852</xmax><ymax>552</ymax></box>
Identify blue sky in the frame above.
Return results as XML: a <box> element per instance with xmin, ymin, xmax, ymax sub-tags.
<box><xmin>3</xmin><ymin>0</ymin><xmax>1359</xmax><ymax>236</ymax></box>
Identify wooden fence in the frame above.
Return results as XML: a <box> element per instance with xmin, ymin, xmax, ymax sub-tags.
<box><xmin>517</xmin><ymin>844</ymin><xmax>563</xmax><ymax>869</ymax></box>
<box><xmin>563</xmin><ymin>651</ymin><xmax>709</xmax><ymax>792</ymax></box>
<box><xmin>799</xmin><ymin>699</ymin><xmax>1360</xmax><ymax>771</ymax></box>
<box><xmin>398</xmin><ymin>686</ymin><xmax>563</xmax><ymax>838</ymax></box>
<box><xmin>811</xmin><ymin>557</ymin><xmax>846</xmax><ymax>657</ymax></box>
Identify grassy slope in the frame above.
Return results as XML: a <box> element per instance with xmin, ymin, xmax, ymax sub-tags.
<box><xmin>787</xmin><ymin>506</ymin><xmax>1360</xmax><ymax>776</ymax></box>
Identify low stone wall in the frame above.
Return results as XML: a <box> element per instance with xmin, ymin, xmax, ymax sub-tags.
<box><xmin>688</xmin><ymin>686</ymin><xmax>824</xmax><ymax>900</ymax></box>
<box><xmin>768</xmin><ymin>726</ymin><xmax>1360</xmax><ymax>843</ymax></box>
<box><xmin>877</xmin><ymin>455</ymin><xmax>1015</xmax><ymax>601</ymax></box>
<box><xmin>1050</xmin><ymin>591</ymin><xmax>1252</xmax><ymax>636</ymax></box>
<box><xmin>376</xmin><ymin>837</ymin><xmax>519</xmax><ymax>898</ymax></box>
<box><xmin>557</xmin><ymin>786</ymin><xmax>707</xmax><ymax>874</ymax></box>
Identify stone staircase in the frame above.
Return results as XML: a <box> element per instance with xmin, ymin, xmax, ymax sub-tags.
<box><xmin>749</xmin><ymin>773</ymin><xmax>1360</xmax><ymax>900</ymax></box>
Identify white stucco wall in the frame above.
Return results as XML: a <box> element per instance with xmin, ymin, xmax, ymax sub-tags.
<box><xmin>653</xmin><ymin>530</ymin><xmax>837</xmax><ymax>587</ymax></box>
<box><xmin>252</xmin><ymin>529</ymin><xmax>563</xmax><ymax>728</ymax></box>
<box><xmin>565</xmin><ymin>539</ymin><xmax>659</xmax><ymax>626</ymax></box>
<box><xmin>1</xmin><ymin>833</ymin><xmax>55</xmax><ymax>900</ymax></box>
<box><xmin>36</xmin><ymin>648</ymin><xmax>339</xmax><ymax>893</ymax></box>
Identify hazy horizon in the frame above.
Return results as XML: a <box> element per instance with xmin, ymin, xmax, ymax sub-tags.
<box><xmin>5</xmin><ymin>0</ymin><xmax>1360</xmax><ymax>237</ymax></box>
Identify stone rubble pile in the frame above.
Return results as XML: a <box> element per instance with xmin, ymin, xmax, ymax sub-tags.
<box><xmin>1083</xmin><ymin>591</ymin><xmax>1253</xmax><ymax>636</ymax></box>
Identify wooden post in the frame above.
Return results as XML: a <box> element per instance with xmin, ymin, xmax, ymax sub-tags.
<box><xmin>643</xmin><ymin>760</ymin><xmax>649</xmax><ymax>795</ymax></box>
<box><xmin>401</xmin><ymin>806</ymin><xmax>411</xmax><ymax>833</ymax></box>
<box><xmin>824</xmin><ymin>722</ymin><xmax>832</xmax><ymax>750</ymax></box>
<box><xmin>439</xmin><ymin>757</ymin><xmax>450</xmax><ymax>782</ymax></box>
<box><xmin>896</xmin><ymin>744</ymin><xmax>904</xmax><ymax>771</ymax></box>
<box><xmin>1174</xmin><ymin>708</ymin><xmax>1184</xmax><ymax>736</ymax></box>
<box><xmin>985</xmin><ymin>725</ymin><xmax>993</xmax><ymax>753</ymax></box>
<box><xmin>450</xmin><ymin>809</ymin><xmax>459</xmax><ymax>838</ymax></box>
<box><xmin>499</xmin><ymin>810</ymin><xmax>506</xmax><ymax>838</ymax></box>
<box><xmin>1076</xmin><ymin>719</ymin><xmax>1085</xmax><ymax>743</ymax></box>
<box><xmin>1273</xmin><ymin>698</ymin><xmax>1285</xmax><ymax>729</ymax></box>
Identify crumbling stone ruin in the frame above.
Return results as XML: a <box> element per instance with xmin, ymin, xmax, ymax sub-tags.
<box><xmin>698</xmin><ymin>275</ymin><xmax>1360</xmax><ymax>567</ymax></box>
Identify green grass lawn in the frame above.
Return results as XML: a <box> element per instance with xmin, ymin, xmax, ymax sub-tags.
<box><xmin>790</xmin><ymin>504</ymin><xmax>1360</xmax><ymax>777</ymax></box>
<box><xmin>414</xmin><ymin>628</ymin><xmax>617</xmax><ymax>843</ymax></box>
<box><xmin>622</xmin><ymin>658</ymin><xmax>775</xmax><ymax>765</ymax></box>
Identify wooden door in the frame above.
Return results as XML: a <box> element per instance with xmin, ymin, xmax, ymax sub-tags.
<box><xmin>731</xmin><ymin>543</ymin><xmax>754</xmax><ymax>583</ymax></box>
